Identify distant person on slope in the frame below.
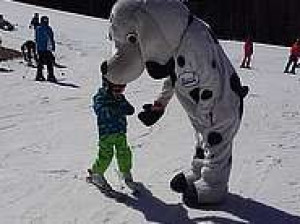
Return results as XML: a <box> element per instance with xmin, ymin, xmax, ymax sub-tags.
<box><xmin>29</xmin><ymin>13</ymin><xmax>40</xmax><ymax>30</ymax></box>
<box><xmin>284</xmin><ymin>39</ymin><xmax>300</xmax><ymax>75</ymax></box>
<box><xmin>35</xmin><ymin>16</ymin><xmax>57</xmax><ymax>82</ymax></box>
<box><xmin>21</xmin><ymin>40</ymin><xmax>38</xmax><ymax>66</ymax></box>
<box><xmin>0</xmin><ymin>14</ymin><xmax>15</xmax><ymax>31</ymax></box>
<box><xmin>240</xmin><ymin>36</ymin><xmax>253</xmax><ymax>69</ymax></box>
<box><xmin>87</xmin><ymin>64</ymin><xmax>139</xmax><ymax>193</ymax></box>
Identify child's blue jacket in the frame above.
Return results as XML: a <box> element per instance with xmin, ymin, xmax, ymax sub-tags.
<box><xmin>93</xmin><ymin>88</ymin><xmax>134</xmax><ymax>136</ymax></box>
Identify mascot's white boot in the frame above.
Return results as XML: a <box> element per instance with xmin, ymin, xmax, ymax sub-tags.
<box><xmin>102</xmin><ymin>0</ymin><xmax>248</xmax><ymax>207</ymax></box>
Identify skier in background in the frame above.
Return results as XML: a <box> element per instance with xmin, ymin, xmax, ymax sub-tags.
<box><xmin>35</xmin><ymin>16</ymin><xmax>57</xmax><ymax>82</ymax></box>
<box><xmin>240</xmin><ymin>36</ymin><xmax>253</xmax><ymax>69</ymax></box>
<box><xmin>284</xmin><ymin>38</ymin><xmax>300</xmax><ymax>74</ymax></box>
<box><xmin>21</xmin><ymin>40</ymin><xmax>37</xmax><ymax>66</ymax></box>
<box><xmin>87</xmin><ymin>63</ymin><xmax>139</xmax><ymax>193</ymax></box>
<box><xmin>0</xmin><ymin>14</ymin><xmax>15</xmax><ymax>31</ymax></box>
<box><xmin>29</xmin><ymin>13</ymin><xmax>40</xmax><ymax>30</ymax></box>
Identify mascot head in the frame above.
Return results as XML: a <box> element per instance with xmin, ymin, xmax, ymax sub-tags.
<box><xmin>104</xmin><ymin>0</ymin><xmax>190</xmax><ymax>84</ymax></box>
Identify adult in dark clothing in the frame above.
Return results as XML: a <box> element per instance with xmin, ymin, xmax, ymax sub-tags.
<box><xmin>35</xmin><ymin>16</ymin><xmax>56</xmax><ymax>82</ymax></box>
<box><xmin>21</xmin><ymin>40</ymin><xmax>38</xmax><ymax>65</ymax></box>
<box><xmin>29</xmin><ymin>13</ymin><xmax>40</xmax><ymax>29</ymax></box>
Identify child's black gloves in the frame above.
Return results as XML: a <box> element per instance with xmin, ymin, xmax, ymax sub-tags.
<box><xmin>138</xmin><ymin>102</ymin><xmax>165</xmax><ymax>126</ymax></box>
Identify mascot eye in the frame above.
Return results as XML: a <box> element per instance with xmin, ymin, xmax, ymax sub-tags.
<box><xmin>126</xmin><ymin>32</ymin><xmax>137</xmax><ymax>44</ymax></box>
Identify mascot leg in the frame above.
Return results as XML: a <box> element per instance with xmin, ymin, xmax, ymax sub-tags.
<box><xmin>183</xmin><ymin>138</ymin><xmax>234</xmax><ymax>207</ymax></box>
<box><xmin>174</xmin><ymin>123</ymin><xmax>239</xmax><ymax>207</ymax></box>
<box><xmin>170</xmin><ymin>134</ymin><xmax>204</xmax><ymax>193</ymax></box>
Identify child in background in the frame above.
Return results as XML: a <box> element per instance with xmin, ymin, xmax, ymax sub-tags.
<box><xmin>87</xmin><ymin>73</ymin><xmax>138</xmax><ymax>192</ymax></box>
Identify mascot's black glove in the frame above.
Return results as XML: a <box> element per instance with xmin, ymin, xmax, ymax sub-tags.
<box><xmin>138</xmin><ymin>102</ymin><xmax>165</xmax><ymax>127</ymax></box>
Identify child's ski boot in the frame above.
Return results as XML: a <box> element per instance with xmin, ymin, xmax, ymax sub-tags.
<box><xmin>87</xmin><ymin>169</ymin><xmax>112</xmax><ymax>192</ymax></box>
<box><xmin>123</xmin><ymin>172</ymin><xmax>141</xmax><ymax>195</ymax></box>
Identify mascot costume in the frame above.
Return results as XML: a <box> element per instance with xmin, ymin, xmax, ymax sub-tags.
<box><xmin>102</xmin><ymin>0</ymin><xmax>249</xmax><ymax>207</ymax></box>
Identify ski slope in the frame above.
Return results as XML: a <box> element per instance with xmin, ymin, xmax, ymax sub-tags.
<box><xmin>0</xmin><ymin>1</ymin><xmax>300</xmax><ymax>223</ymax></box>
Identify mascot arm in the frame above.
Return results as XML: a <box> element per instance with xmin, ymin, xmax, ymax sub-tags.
<box><xmin>138</xmin><ymin>78</ymin><xmax>174</xmax><ymax>126</ymax></box>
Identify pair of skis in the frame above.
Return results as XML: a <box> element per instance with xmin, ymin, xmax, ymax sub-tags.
<box><xmin>86</xmin><ymin>169</ymin><xmax>141</xmax><ymax>202</ymax></box>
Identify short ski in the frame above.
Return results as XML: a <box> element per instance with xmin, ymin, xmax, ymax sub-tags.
<box><xmin>86</xmin><ymin>170</ymin><xmax>129</xmax><ymax>202</ymax></box>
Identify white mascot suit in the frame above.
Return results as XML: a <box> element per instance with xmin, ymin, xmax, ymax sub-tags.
<box><xmin>102</xmin><ymin>0</ymin><xmax>249</xmax><ymax>207</ymax></box>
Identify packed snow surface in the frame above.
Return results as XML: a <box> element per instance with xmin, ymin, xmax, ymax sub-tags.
<box><xmin>0</xmin><ymin>1</ymin><xmax>300</xmax><ymax>223</ymax></box>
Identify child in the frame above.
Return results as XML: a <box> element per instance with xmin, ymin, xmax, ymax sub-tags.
<box><xmin>88</xmin><ymin>76</ymin><xmax>137</xmax><ymax>192</ymax></box>
<box><xmin>21</xmin><ymin>40</ymin><xmax>38</xmax><ymax>66</ymax></box>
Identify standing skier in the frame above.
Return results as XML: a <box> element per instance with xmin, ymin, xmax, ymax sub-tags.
<box><xmin>35</xmin><ymin>16</ymin><xmax>57</xmax><ymax>82</ymax></box>
<box><xmin>284</xmin><ymin>39</ymin><xmax>300</xmax><ymax>74</ymax></box>
<box><xmin>29</xmin><ymin>13</ymin><xmax>40</xmax><ymax>30</ymax></box>
<box><xmin>240</xmin><ymin>36</ymin><xmax>253</xmax><ymax>68</ymax></box>
<box><xmin>88</xmin><ymin>68</ymin><xmax>138</xmax><ymax>192</ymax></box>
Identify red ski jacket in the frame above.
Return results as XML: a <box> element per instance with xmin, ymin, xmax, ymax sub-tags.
<box><xmin>244</xmin><ymin>39</ymin><xmax>253</xmax><ymax>56</ymax></box>
<box><xmin>290</xmin><ymin>42</ymin><xmax>300</xmax><ymax>57</ymax></box>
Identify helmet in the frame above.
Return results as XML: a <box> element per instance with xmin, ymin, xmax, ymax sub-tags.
<box><xmin>41</xmin><ymin>16</ymin><xmax>49</xmax><ymax>25</ymax></box>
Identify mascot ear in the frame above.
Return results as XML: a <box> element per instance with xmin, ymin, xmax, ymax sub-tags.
<box><xmin>145</xmin><ymin>57</ymin><xmax>175</xmax><ymax>80</ymax></box>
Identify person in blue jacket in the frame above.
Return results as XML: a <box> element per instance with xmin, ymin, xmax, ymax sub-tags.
<box><xmin>35</xmin><ymin>16</ymin><xmax>56</xmax><ymax>82</ymax></box>
<box><xmin>88</xmin><ymin>71</ymin><xmax>138</xmax><ymax>192</ymax></box>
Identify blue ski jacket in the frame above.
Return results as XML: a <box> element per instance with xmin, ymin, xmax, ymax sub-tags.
<box><xmin>93</xmin><ymin>88</ymin><xmax>134</xmax><ymax>136</ymax></box>
<box><xmin>35</xmin><ymin>25</ymin><xmax>55</xmax><ymax>52</ymax></box>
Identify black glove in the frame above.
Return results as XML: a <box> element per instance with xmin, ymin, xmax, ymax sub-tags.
<box><xmin>138</xmin><ymin>103</ymin><xmax>164</xmax><ymax>127</ymax></box>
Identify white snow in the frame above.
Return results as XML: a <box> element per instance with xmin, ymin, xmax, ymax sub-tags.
<box><xmin>0</xmin><ymin>1</ymin><xmax>300</xmax><ymax>223</ymax></box>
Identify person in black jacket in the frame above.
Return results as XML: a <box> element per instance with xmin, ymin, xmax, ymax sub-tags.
<box><xmin>21</xmin><ymin>40</ymin><xmax>37</xmax><ymax>66</ymax></box>
<box><xmin>35</xmin><ymin>16</ymin><xmax>56</xmax><ymax>82</ymax></box>
<box><xmin>29</xmin><ymin>13</ymin><xmax>40</xmax><ymax>30</ymax></box>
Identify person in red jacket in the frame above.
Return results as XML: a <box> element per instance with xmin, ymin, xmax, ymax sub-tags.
<box><xmin>284</xmin><ymin>39</ymin><xmax>300</xmax><ymax>74</ymax></box>
<box><xmin>240</xmin><ymin>36</ymin><xmax>253</xmax><ymax>68</ymax></box>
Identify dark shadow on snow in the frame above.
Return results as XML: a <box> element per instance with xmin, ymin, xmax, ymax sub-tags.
<box><xmin>107</xmin><ymin>184</ymin><xmax>300</xmax><ymax>224</ymax></box>
<box><xmin>54</xmin><ymin>62</ymin><xmax>67</xmax><ymax>68</ymax></box>
<box><xmin>191</xmin><ymin>193</ymin><xmax>300</xmax><ymax>224</ymax></box>
<box><xmin>0</xmin><ymin>67</ymin><xmax>13</xmax><ymax>73</ymax></box>
<box><xmin>110</xmin><ymin>183</ymin><xmax>196</xmax><ymax>224</ymax></box>
<box><xmin>53</xmin><ymin>81</ymin><xmax>80</xmax><ymax>88</ymax></box>
<box><xmin>35</xmin><ymin>77</ymin><xmax>80</xmax><ymax>88</ymax></box>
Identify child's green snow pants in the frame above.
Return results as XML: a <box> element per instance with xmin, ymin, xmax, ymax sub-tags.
<box><xmin>92</xmin><ymin>133</ymin><xmax>132</xmax><ymax>175</ymax></box>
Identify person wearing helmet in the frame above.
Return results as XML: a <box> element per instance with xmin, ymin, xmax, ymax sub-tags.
<box><xmin>87</xmin><ymin>67</ymin><xmax>138</xmax><ymax>193</ymax></box>
<box><xmin>29</xmin><ymin>13</ymin><xmax>40</xmax><ymax>30</ymax></box>
<box><xmin>21</xmin><ymin>40</ymin><xmax>38</xmax><ymax>66</ymax></box>
<box><xmin>35</xmin><ymin>16</ymin><xmax>57</xmax><ymax>82</ymax></box>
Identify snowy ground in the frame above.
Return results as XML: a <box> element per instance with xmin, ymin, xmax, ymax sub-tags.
<box><xmin>0</xmin><ymin>1</ymin><xmax>300</xmax><ymax>223</ymax></box>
